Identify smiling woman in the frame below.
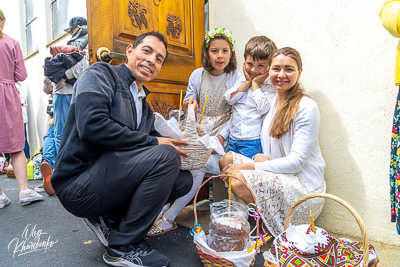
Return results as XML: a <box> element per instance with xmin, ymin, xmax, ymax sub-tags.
<box><xmin>219</xmin><ymin>47</ymin><xmax>326</xmax><ymax>238</ymax></box>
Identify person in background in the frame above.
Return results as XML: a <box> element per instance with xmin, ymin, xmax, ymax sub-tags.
<box><xmin>0</xmin><ymin>9</ymin><xmax>43</xmax><ymax>208</ymax></box>
<box><xmin>40</xmin><ymin>16</ymin><xmax>89</xmax><ymax>196</ymax></box>
<box><xmin>65</xmin><ymin>16</ymin><xmax>88</xmax><ymax>51</ymax></box>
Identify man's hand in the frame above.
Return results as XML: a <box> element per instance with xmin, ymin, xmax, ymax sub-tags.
<box><xmin>182</xmin><ymin>97</ymin><xmax>199</xmax><ymax>113</ymax></box>
<box><xmin>251</xmin><ymin>71</ymin><xmax>269</xmax><ymax>91</ymax></box>
<box><xmin>156</xmin><ymin>137</ymin><xmax>189</xmax><ymax>157</ymax></box>
<box><xmin>253</xmin><ymin>153</ymin><xmax>271</xmax><ymax>162</ymax></box>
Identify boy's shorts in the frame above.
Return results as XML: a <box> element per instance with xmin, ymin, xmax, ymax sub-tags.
<box><xmin>226</xmin><ymin>138</ymin><xmax>262</xmax><ymax>159</ymax></box>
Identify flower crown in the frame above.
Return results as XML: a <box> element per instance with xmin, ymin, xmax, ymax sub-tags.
<box><xmin>204</xmin><ymin>28</ymin><xmax>236</xmax><ymax>51</ymax></box>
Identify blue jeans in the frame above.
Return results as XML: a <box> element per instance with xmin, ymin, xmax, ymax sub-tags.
<box><xmin>53</xmin><ymin>94</ymin><xmax>72</xmax><ymax>154</ymax></box>
<box><xmin>227</xmin><ymin>138</ymin><xmax>262</xmax><ymax>159</ymax></box>
<box><xmin>42</xmin><ymin>124</ymin><xmax>56</xmax><ymax>169</ymax></box>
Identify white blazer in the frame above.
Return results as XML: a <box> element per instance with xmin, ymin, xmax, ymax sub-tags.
<box><xmin>254</xmin><ymin>96</ymin><xmax>326</xmax><ymax>192</ymax></box>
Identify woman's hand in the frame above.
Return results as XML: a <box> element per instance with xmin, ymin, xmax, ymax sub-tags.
<box><xmin>253</xmin><ymin>153</ymin><xmax>271</xmax><ymax>162</ymax></box>
<box><xmin>220</xmin><ymin>163</ymin><xmax>254</xmax><ymax>179</ymax></box>
<box><xmin>182</xmin><ymin>97</ymin><xmax>198</xmax><ymax>113</ymax></box>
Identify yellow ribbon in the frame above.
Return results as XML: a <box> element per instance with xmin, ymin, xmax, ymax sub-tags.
<box><xmin>380</xmin><ymin>1</ymin><xmax>400</xmax><ymax>85</ymax></box>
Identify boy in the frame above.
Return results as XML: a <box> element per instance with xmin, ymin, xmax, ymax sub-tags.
<box><xmin>223</xmin><ymin>36</ymin><xmax>277</xmax><ymax>158</ymax></box>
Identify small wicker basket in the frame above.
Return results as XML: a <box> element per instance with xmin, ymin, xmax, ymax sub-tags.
<box><xmin>193</xmin><ymin>175</ymin><xmax>264</xmax><ymax>267</ymax></box>
<box><xmin>176</xmin><ymin>104</ymin><xmax>212</xmax><ymax>170</ymax></box>
<box><xmin>264</xmin><ymin>193</ymin><xmax>379</xmax><ymax>267</ymax></box>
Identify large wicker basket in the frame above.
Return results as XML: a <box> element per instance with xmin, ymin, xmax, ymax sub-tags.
<box><xmin>176</xmin><ymin>104</ymin><xmax>212</xmax><ymax>170</ymax></box>
<box><xmin>264</xmin><ymin>193</ymin><xmax>379</xmax><ymax>267</ymax></box>
<box><xmin>193</xmin><ymin>175</ymin><xmax>264</xmax><ymax>267</ymax></box>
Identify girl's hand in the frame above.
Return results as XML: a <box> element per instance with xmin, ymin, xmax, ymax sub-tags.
<box><xmin>251</xmin><ymin>70</ymin><xmax>269</xmax><ymax>91</ymax></box>
<box><xmin>182</xmin><ymin>97</ymin><xmax>199</xmax><ymax>113</ymax></box>
<box><xmin>253</xmin><ymin>153</ymin><xmax>271</xmax><ymax>162</ymax></box>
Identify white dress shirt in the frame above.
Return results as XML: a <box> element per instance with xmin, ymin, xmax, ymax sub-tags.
<box><xmin>183</xmin><ymin>67</ymin><xmax>243</xmax><ymax>139</ymax></box>
<box><xmin>224</xmin><ymin>77</ymin><xmax>276</xmax><ymax>140</ymax></box>
<box><xmin>129</xmin><ymin>81</ymin><xmax>146</xmax><ymax>129</ymax></box>
<box><xmin>254</xmin><ymin>96</ymin><xmax>326</xmax><ymax>192</ymax></box>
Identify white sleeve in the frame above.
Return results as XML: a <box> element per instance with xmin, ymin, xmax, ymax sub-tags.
<box><xmin>218</xmin><ymin>118</ymin><xmax>230</xmax><ymax>140</ymax></box>
<box><xmin>252</xmin><ymin>84</ymin><xmax>276</xmax><ymax>115</ymax></box>
<box><xmin>254</xmin><ymin>101</ymin><xmax>320</xmax><ymax>174</ymax></box>
<box><xmin>224</xmin><ymin>76</ymin><xmax>247</xmax><ymax>105</ymax></box>
<box><xmin>65</xmin><ymin>57</ymin><xmax>89</xmax><ymax>80</ymax></box>
<box><xmin>183</xmin><ymin>69</ymin><xmax>202</xmax><ymax>102</ymax></box>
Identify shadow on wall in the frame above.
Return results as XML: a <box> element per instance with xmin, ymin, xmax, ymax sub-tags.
<box><xmin>311</xmin><ymin>90</ymin><xmax>367</xmax><ymax>238</ymax></box>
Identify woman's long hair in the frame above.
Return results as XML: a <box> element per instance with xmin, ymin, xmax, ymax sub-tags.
<box><xmin>269</xmin><ymin>47</ymin><xmax>308</xmax><ymax>139</ymax></box>
<box><xmin>0</xmin><ymin>9</ymin><xmax>5</xmax><ymax>39</ymax></box>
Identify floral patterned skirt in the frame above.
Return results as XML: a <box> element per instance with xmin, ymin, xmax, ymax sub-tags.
<box><xmin>232</xmin><ymin>152</ymin><xmax>326</xmax><ymax>237</ymax></box>
<box><xmin>390</xmin><ymin>88</ymin><xmax>400</xmax><ymax>235</ymax></box>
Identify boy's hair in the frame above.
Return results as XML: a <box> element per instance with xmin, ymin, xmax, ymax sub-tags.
<box><xmin>244</xmin><ymin>36</ymin><xmax>277</xmax><ymax>61</ymax></box>
<box><xmin>132</xmin><ymin>31</ymin><xmax>169</xmax><ymax>64</ymax></box>
<box><xmin>201</xmin><ymin>34</ymin><xmax>237</xmax><ymax>73</ymax></box>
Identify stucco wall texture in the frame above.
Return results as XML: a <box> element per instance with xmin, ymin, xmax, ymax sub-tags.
<box><xmin>210</xmin><ymin>0</ymin><xmax>400</xmax><ymax>245</ymax></box>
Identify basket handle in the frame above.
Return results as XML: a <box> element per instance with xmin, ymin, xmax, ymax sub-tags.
<box><xmin>284</xmin><ymin>193</ymin><xmax>369</xmax><ymax>267</ymax></box>
<box><xmin>193</xmin><ymin>175</ymin><xmax>258</xmax><ymax>224</ymax></box>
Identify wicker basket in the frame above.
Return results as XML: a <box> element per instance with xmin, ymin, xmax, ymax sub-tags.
<box><xmin>176</xmin><ymin>104</ymin><xmax>212</xmax><ymax>170</ymax></box>
<box><xmin>264</xmin><ymin>193</ymin><xmax>379</xmax><ymax>267</ymax></box>
<box><xmin>194</xmin><ymin>175</ymin><xmax>264</xmax><ymax>267</ymax></box>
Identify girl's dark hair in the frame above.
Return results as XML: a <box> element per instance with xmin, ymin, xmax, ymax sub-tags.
<box><xmin>201</xmin><ymin>34</ymin><xmax>237</xmax><ymax>73</ymax></box>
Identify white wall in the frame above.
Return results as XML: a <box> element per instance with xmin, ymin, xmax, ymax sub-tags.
<box><xmin>210</xmin><ymin>0</ymin><xmax>400</xmax><ymax>245</ymax></box>
<box><xmin>2</xmin><ymin>1</ymin><xmax>86</xmax><ymax>156</ymax></box>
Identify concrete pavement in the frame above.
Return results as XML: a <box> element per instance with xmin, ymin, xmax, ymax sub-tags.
<box><xmin>0</xmin><ymin>173</ymin><xmax>264</xmax><ymax>267</ymax></box>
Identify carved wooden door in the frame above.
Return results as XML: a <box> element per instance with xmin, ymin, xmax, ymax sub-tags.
<box><xmin>86</xmin><ymin>0</ymin><xmax>205</xmax><ymax>118</ymax></box>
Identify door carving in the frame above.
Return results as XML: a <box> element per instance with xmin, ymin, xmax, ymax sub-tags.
<box><xmin>86</xmin><ymin>0</ymin><xmax>205</xmax><ymax>119</ymax></box>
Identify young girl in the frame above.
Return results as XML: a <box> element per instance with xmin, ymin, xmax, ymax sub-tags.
<box><xmin>148</xmin><ymin>28</ymin><xmax>242</xmax><ymax>235</ymax></box>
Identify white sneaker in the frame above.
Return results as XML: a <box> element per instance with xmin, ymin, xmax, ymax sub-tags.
<box><xmin>0</xmin><ymin>194</ymin><xmax>11</xmax><ymax>208</ymax></box>
<box><xmin>34</xmin><ymin>185</ymin><xmax>45</xmax><ymax>193</ymax></box>
<box><xmin>19</xmin><ymin>189</ymin><xmax>44</xmax><ymax>203</ymax></box>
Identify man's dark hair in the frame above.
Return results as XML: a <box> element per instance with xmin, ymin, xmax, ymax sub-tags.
<box><xmin>132</xmin><ymin>31</ymin><xmax>169</xmax><ymax>64</ymax></box>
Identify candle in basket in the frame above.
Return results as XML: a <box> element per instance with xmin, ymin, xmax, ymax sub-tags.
<box><xmin>309</xmin><ymin>211</ymin><xmax>316</xmax><ymax>234</ymax></box>
<box><xmin>247</xmin><ymin>235</ymin><xmax>271</xmax><ymax>253</ymax></box>
<box><xmin>178</xmin><ymin>90</ymin><xmax>183</xmax><ymax>124</ymax></box>
<box><xmin>228</xmin><ymin>171</ymin><xmax>232</xmax><ymax>215</ymax></box>
<box><xmin>199</xmin><ymin>95</ymin><xmax>209</xmax><ymax>124</ymax></box>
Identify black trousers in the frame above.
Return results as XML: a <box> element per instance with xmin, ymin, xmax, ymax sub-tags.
<box><xmin>57</xmin><ymin>145</ymin><xmax>192</xmax><ymax>246</ymax></box>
